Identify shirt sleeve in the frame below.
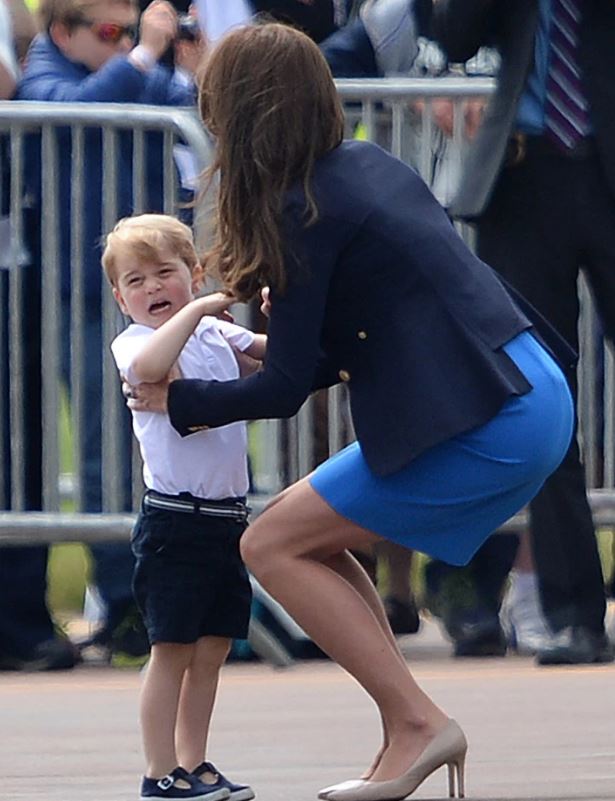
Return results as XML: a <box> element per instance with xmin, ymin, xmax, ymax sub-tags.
<box><xmin>168</xmin><ymin>202</ymin><xmax>348</xmax><ymax>436</ymax></box>
<box><xmin>213</xmin><ymin>319</ymin><xmax>255</xmax><ymax>352</ymax></box>
<box><xmin>110</xmin><ymin>326</ymin><xmax>153</xmax><ymax>385</ymax></box>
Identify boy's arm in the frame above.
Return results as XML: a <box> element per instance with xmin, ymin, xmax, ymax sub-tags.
<box><xmin>130</xmin><ymin>292</ymin><xmax>234</xmax><ymax>384</ymax></box>
<box><xmin>244</xmin><ymin>334</ymin><xmax>267</xmax><ymax>361</ymax></box>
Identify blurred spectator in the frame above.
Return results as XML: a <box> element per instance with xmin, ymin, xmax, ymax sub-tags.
<box><xmin>196</xmin><ymin>0</ymin><xmax>353</xmax><ymax>45</ymax></box>
<box><xmin>0</xmin><ymin>0</ymin><xmax>80</xmax><ymax>671</ymax></box>
<box><xmin>5</xmin><ymin>0</ymin><xmax>38</xmax><ymax>60</ymax></box>
<box><xmin>14</xmin><ymin>0</ymin><xmax>195</xmax><ymax>663</ymax></box>
<box><xmin>432</xmin><ymin>1</ymin><xmax>614</xmax><ymax>665</ymax></box>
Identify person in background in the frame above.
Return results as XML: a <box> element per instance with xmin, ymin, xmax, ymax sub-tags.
<box><xmin>0</xmin><ymin>0</ymin><xmax>81</xmax><ymax>672</ymax></box>
<box><xmin>196</xmin><ymin>0</ymin><xmax>351</xmax><ymax>46</ymax></box>
<box><xmin>16</xmin><ymin>0</ymin><xmax>195</xmax><ymax>664</ymax></box>
<box><xmin>431</xmin><ymin>0</ymin><xmax>614</xmax><ymax>665</ymax></box>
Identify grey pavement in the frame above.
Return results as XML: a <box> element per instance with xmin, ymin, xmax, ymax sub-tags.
<box><xmin>2</xmin><ymin>617</ymin><xmax>614</xmax><ymax>801</ymax></box>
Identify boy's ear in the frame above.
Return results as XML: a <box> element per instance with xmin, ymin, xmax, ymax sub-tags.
<box><xmin>49</xmin><ymin>21</ymin><xmax>72</xmax><ymax>52</ymax></box>
<box><xmin>112</xmin><ymin>285</ymin><xmax>130</xmax><ymax>316</ymax></box>
<box><xmin>191</xmin><ymin>263</ymin><xmax>204</xmax><ymax>293</ymax></box>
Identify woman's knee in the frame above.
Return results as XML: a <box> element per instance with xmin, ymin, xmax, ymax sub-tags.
<box><xmin>239</xmin><ymin>519</ymin><xmax>276</xmax><ymax>574</ymax></box>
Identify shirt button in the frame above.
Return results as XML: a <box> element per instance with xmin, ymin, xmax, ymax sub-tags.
<box><xmin>357</xmin><ymin>330</ymin><xmax>368</xmax><ymax>340</ymax></box>
<box><xmin>338</xmin><ymin>369</ymin><xmax>351</xmax><ymax>382</ymax></box>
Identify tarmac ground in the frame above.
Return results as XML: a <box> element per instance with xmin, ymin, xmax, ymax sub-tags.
<box><xmin>2</xmin><ymin>617</ymin><xmax>614</xmax><ymax>801</ymax></box>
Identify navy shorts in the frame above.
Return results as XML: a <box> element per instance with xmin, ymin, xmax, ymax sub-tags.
<box><xmin>131</xmin><ymin>498</ymin><xmax>252</xmax><ymax>645</ymax></box>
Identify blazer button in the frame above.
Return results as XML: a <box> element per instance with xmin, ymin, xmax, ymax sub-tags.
<box><xmin>187</xmin><ymin>424</ymin><xmax>209</xmax><ymax>432</ymax></box>
<box><xmin>357</xmin><ymin>330</ymin><xmax>368</xmax><ymax>340</ymax></box>
<box><xmin>338</xmin><ymin>369</ymin><xmax>351</xmax><ymax>382</ymax></box>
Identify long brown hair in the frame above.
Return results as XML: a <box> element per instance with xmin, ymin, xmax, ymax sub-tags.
<box><xmin>198</xmin><ymin>23</ymin><xmax>345</xmax><ymax>300</ymax></box>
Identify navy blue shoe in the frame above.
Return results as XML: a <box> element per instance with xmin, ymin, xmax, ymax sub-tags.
<box><xmin>140</xmin><ymin>766</ymin><xmax>231</xmax><ymax>801</ymax></box>
<box><xmin>192</xmin><ymin>762</ymin><xmax>255</xmax><ymax>801</ymax></box>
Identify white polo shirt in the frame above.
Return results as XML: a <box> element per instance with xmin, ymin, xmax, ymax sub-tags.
<box><xmin>111</xmin><ymin>317</ymin><xmax>254</xmax><ymax>499</ymax></box>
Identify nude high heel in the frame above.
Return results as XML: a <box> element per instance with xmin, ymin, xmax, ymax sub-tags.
<box><xmin>320</xmin><ymin>719</ymin><xmax>467</xmax><ymax>801</ymax></box>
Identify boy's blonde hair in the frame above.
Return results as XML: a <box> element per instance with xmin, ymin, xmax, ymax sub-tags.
<box><xmin>102</xmin><ymin>214</ymin><xmax>200</xmax><ymax>286</ymax></box>
<box><xmin>39</xmin><ymin>0</ymin><xmax>137</xmax><ymax>30</ymax></box>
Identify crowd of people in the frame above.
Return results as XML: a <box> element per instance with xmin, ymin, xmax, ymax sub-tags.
<box><xmin>1</xmin><ymin>1</ymin><xmax>615</xmax><ymax>795</ymax></box>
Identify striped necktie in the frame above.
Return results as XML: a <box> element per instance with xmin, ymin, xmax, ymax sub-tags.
<box><xmin>544</xmin><ymin>0</ymin><xmax>590</xmax><ymax>150</ymax></box>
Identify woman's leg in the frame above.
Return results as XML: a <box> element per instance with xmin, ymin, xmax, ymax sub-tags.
<box><xmin>322</xmin><ymin>549</ymin><xmax>411</xmax><ymax>778</ymax></box>
<box><xmin>241</xmin><ymin>478</ymin><xmax>449</xmax><ymax>782</ymax></box>
<box><xmin>140</xmin><ymin>642</ymin><xmax>194</xmax><ymax>777</ymax></box>
<box><xmin>175</xmin><ymin>635</ymin><xmax>232</xmax><ymax>771</ymax></box>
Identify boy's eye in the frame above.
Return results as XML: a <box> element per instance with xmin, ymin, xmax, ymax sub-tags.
<box><xmin>127</xmin><ymin>276</ymin><xmax>142</xmax><ymax>286</ymax></box>
<box><xmin>159</xmin><ymin>268</ymin><xmax>173</xmax><ymax>277</ymax></box>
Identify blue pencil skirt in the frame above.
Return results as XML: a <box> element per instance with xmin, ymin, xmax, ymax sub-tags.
<box><xmin>309</xmin><ymin>331</ymin><xmax>574</xmax><ymax>566</ymax></box>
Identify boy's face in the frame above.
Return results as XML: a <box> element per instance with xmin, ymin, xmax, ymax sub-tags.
<box><xmin>52</xmin><ymin>4</ymin><xmax>139</xmax><ymax>72</ymax></box>
<box><xmin>112</xmin><ymin>248</ymin><xmax>203</xmax><ymax>329</ymax></box>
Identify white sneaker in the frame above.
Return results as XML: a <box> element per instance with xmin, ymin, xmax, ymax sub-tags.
<box><xmin>500</xmin><ymin>570</ymin><xmax>553</xmax><ymax>654</ymax></box>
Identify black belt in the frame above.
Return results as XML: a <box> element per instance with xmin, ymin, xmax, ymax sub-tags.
<box><xmin>506</xmin><ymin>132</ymin><xmax>596</xmax><ymax>166</ymax></box>
<box><xmin>144</xmin><ymin>490</ymin><xmax>250</xmax><ymax>522</ymax></box>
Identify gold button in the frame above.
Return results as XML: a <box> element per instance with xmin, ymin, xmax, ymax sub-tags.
<box><xmin>187</xmin><ymin>424</ymin><xmax>209</xmax><ymax>432</ymax></box>
<box><xmin>338</xmin><ymin>369</ymin><xmax>351</xmax><ymax>382</ymax></box>
<box><xmin>357</xmin><ymin>330</ymin><xmax>368</xmax><ymax>340</ymax></box>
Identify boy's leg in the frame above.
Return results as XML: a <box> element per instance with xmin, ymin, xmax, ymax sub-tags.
<box><xmin>140</xmin><ymin>641</ymin><xmax>194</xmax><ymax>778</ymax></box>
<box><xmin>176</xmin><ymin>635</ymin><xmax>232</xmax><ymax>771</ymax></box>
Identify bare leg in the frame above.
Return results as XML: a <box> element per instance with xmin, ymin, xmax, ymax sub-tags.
<box><xmin>241</xmin><ymin>478</ymin><xmax>449</xmax><ymax>782</ymax></box>
<box><xmin>176</xmin><ymin>636</ymin><xmax>231</xmax><ymax>771</ymax></box>
<box><xmin>140</xmin><ymin>642</ymin><xmax>194</xmax><ymax>777</ymax></box>
<box><xmin>323</xmin><ymin>550</ymin><xmax>409</xmax><ymax>778</ymax></box>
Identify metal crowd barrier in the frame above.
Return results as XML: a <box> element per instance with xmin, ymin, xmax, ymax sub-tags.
<box><xmin>0</xmin><ymin>78</ymin><xmax>614</xmax><ymax>550</ymax></box>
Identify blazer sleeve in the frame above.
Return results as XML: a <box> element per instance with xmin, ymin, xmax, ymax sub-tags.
<box><xmin>168</xmin><ymin>204</ymin><xmax>345</xmax><ymax>436</ymax></box>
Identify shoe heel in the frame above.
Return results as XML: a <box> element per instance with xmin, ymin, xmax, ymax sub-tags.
<box><xmin>446</xmin><ymin>754</ymin><xmax>466</xmax><ymax>799</ymax></box>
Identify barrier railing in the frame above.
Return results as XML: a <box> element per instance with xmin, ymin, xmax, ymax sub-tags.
<box><xmin>0</xmin><ymin>79</ymin><xmax>614</xmax><ymax>549</ymax></box>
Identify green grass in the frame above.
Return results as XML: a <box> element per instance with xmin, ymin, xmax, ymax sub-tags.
<box><xmin>48</xmin><ymin>543</ymin><xmax>90</xmax><ymax>614</ymax></box>
<box><xmin>48</xmin><ymin>393</ymin><xmax>90</xmax><ymax>615</ymax></box>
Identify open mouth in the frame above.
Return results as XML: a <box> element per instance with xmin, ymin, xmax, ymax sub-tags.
<box><xmin>148</xmin><ymin>300</ymin><xmax>172</xmax><ymax>315</ymax></box>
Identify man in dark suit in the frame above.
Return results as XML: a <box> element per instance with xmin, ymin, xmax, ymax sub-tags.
<box><xmin>431</xmin><ymin>0</ymin><xmax>614</xmax><ymax>664</ymax></box>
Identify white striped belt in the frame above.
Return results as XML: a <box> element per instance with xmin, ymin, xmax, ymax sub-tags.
<box><xmin>143</xmin><ymin>491</ymin><xmax>250</xmax><ymax>522</ymax></box>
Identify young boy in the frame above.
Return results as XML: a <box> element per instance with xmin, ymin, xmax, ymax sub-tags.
<box><xmin>103</xmin><ymin>214</ymin><xmax>265</xmax><ymax>801</ymax></box>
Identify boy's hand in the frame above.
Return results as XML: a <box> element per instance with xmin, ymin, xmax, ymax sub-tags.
<box><xmin>139</xmin><ymin>1</ymin><xmax>178</xmax><ymax>61</ymax></box>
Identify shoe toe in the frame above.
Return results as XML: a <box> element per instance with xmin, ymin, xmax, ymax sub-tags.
<box><xmin>319</xmin><ymin>780</ymin><xmax>366</xmax><ymax>799</ymax></box>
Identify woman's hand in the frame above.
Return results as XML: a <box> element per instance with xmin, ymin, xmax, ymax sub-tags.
<box><xmin>122</xmin><ymin>364</ymin><xmax>181</xmax><ymax>414</ymax></box>
<box><xmin>260</xmin><ymin>286</ymin><xmax>271</xmax><ymax>318</ymax></box>
<box><xmin>197</xmin><ymin>291</ymin><xmax>237</xmax><ymax>322</ymax></box>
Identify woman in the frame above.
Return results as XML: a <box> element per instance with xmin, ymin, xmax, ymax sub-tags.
<box><xmin>128</xmin><ymin>22</ymin><xmax>574</xmax><ymax>801</ymax></box>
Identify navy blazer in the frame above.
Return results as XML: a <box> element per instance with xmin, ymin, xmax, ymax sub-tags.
<box><xmin>169</xmin><ymin>140</ymin><xmax>538</xmax><ymax>477</ymax></box>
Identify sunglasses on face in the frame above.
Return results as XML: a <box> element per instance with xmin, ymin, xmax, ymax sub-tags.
<box><xmin>76</xmin><ymin>19</ymin><xmax>139</xmax><ymax>44</ymax></box>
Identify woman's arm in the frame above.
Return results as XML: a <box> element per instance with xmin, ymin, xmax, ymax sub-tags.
<box><xmin>129</xmin><ymin>292</ymin><xmax>234</xmax><ymax>383</ymax></box>
<box><xmin>166</xmin><ymin>206</ymin><xmax>347</xmax><ymax>435</ymax></box>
